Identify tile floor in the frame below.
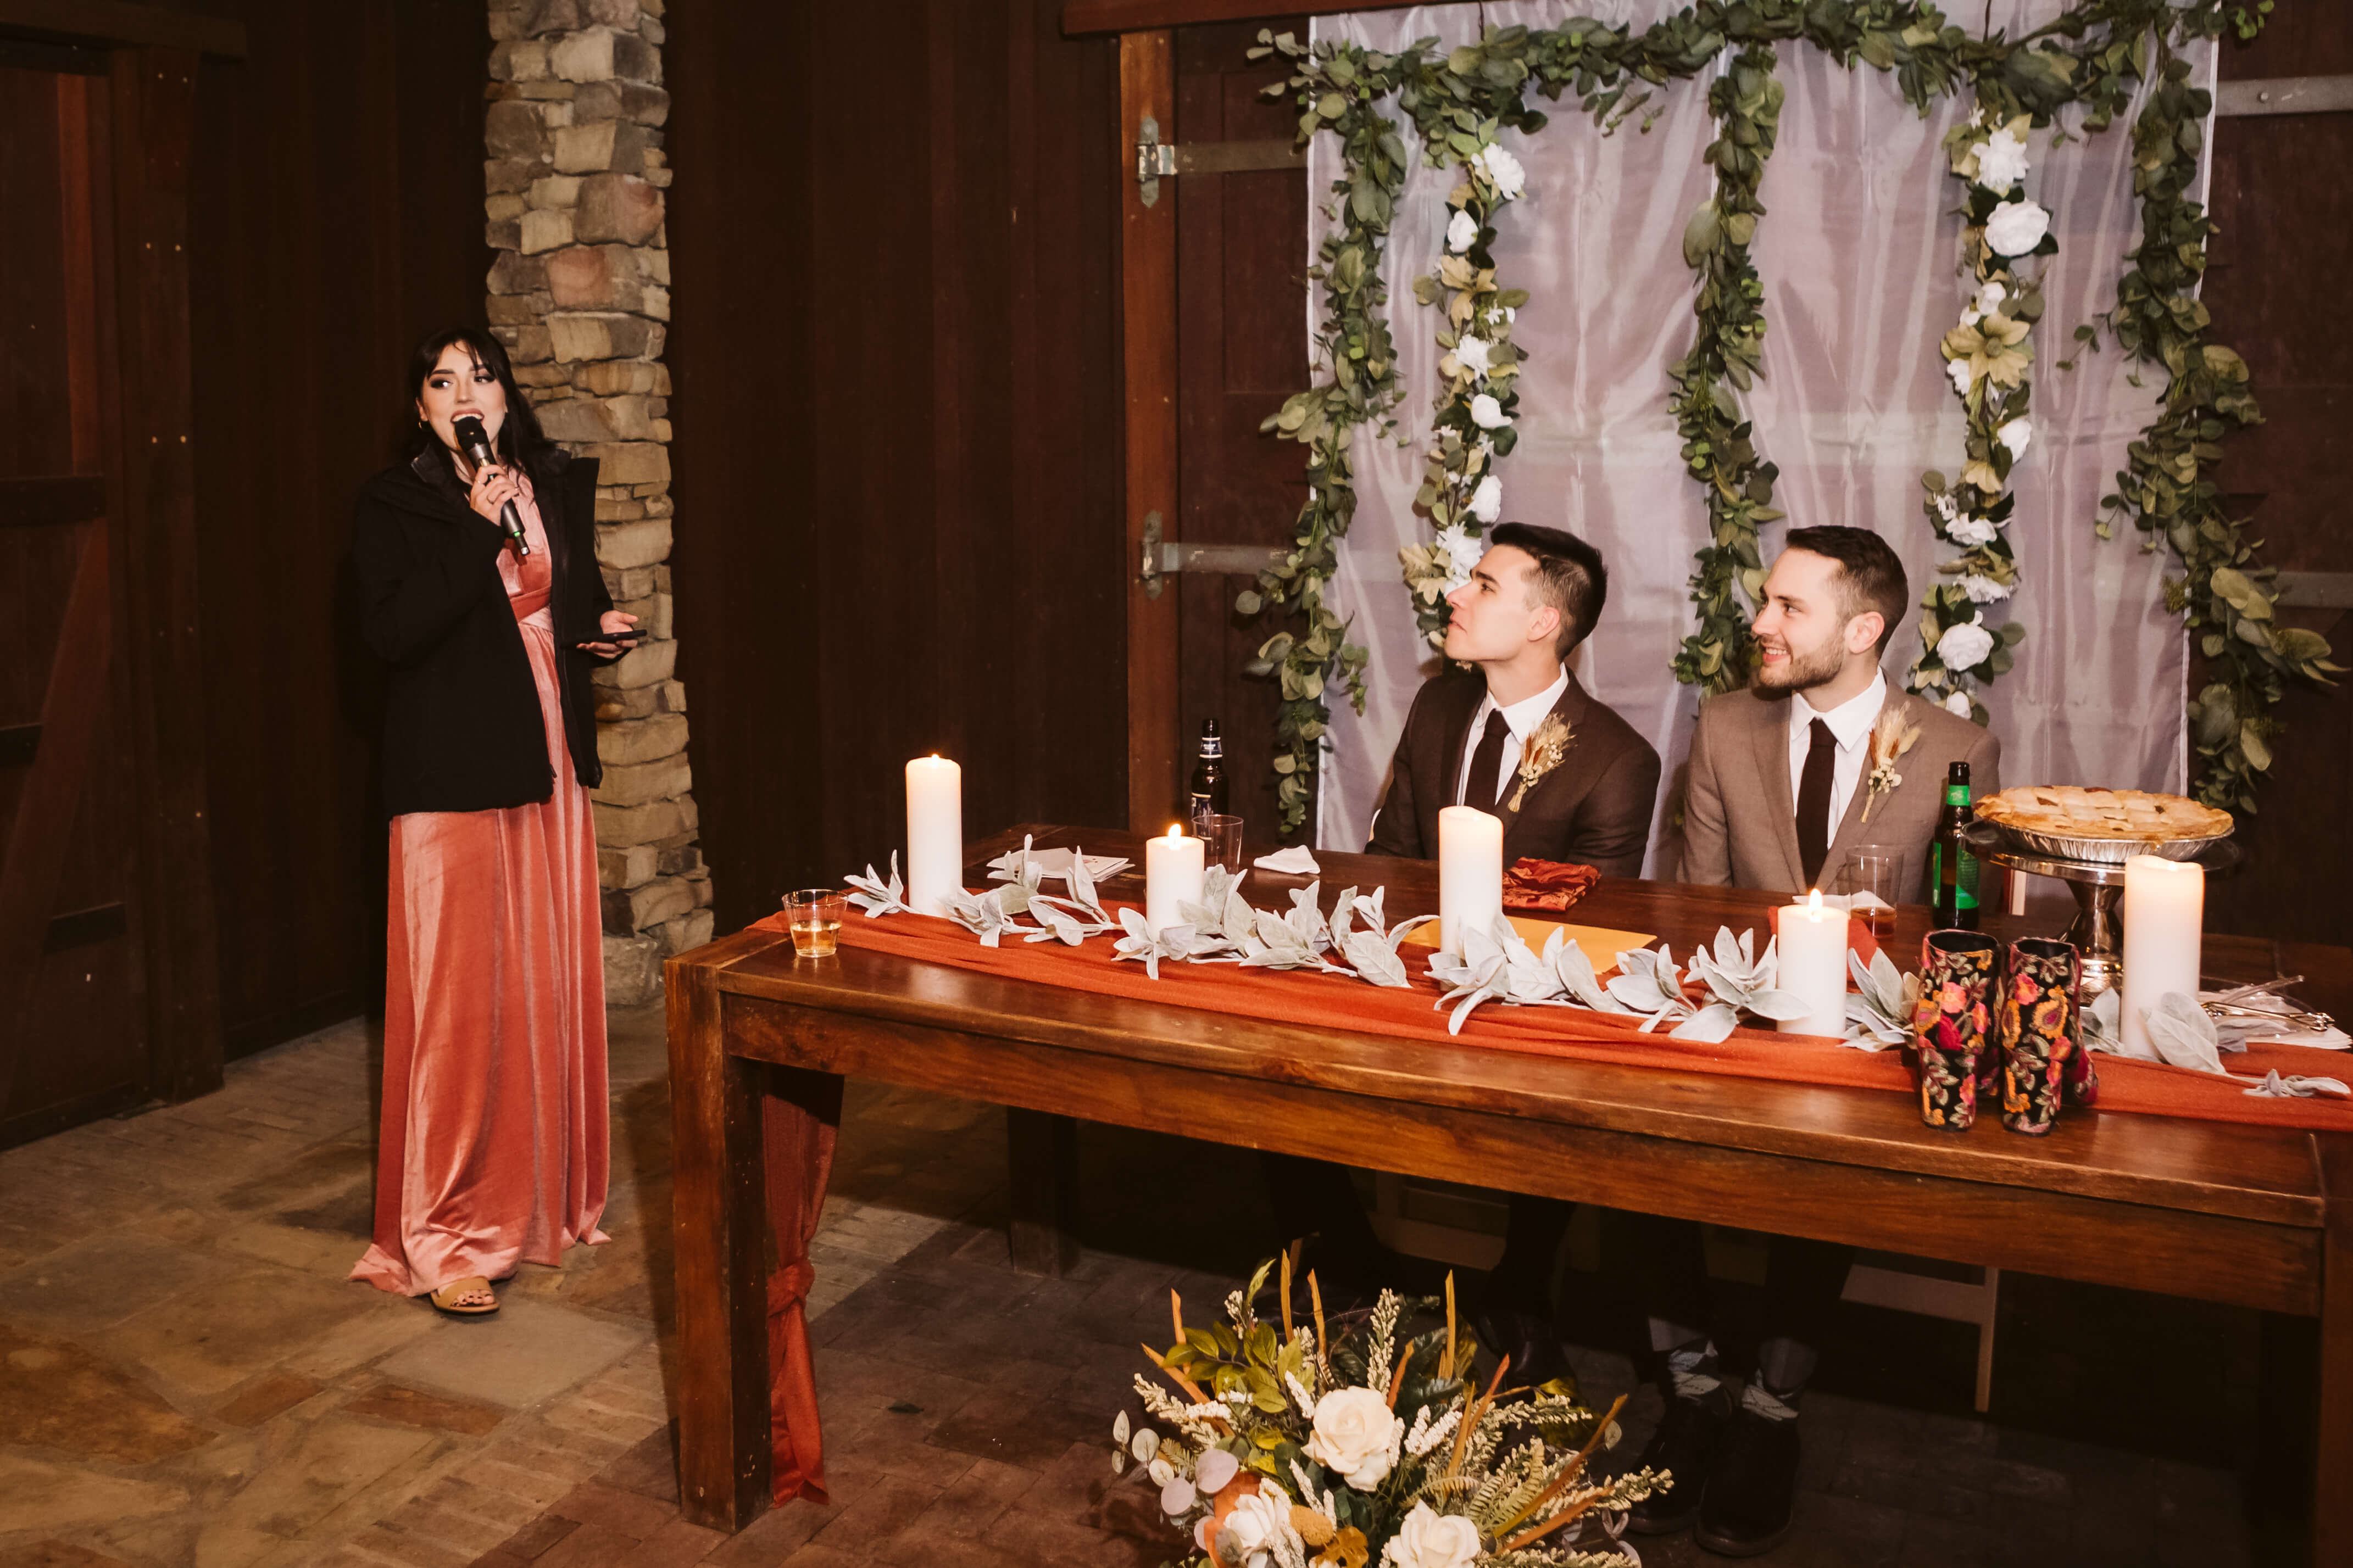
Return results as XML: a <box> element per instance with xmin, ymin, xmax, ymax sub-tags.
<box><xmin>0</xmin><ymin>1006</ymin><xmax>2274</xmax><ymax>1568</ymax></box>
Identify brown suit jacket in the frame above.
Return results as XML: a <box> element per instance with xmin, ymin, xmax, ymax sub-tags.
<box><xmin>1366</xmin><ymin>669</ymin><xmax>1661</xmax><ymax>878</ymax></box>
<box><xmin>1682</xmin><ymin>684</ymin><xmax>2000</xmax><ymax>899</ymax></box>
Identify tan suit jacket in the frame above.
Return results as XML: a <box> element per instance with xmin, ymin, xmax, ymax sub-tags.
<box><xmin>1367</xmin><ymin>669</ymin><xmax>1661</xmax><ymax>878</ymax></box>
<box><xmin>1682</xmin><ymin>684</ymin><xmax>2000</xmax><ymax>899</ymax></box>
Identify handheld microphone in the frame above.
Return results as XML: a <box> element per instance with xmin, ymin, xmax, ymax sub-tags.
<box><xmin>452</xmin><ymin>414</ymin><xmax>530</xmax><ymax>555</ymax></box>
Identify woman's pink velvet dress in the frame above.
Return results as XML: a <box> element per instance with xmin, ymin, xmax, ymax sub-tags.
<box><xmin>352</xmin><ymin>483</ymin><xmax>610</xmax><ymax>1296</ymax></box>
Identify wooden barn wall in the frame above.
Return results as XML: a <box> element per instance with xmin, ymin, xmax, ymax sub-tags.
<box><xmin>180</xmin><ymin>0</ymin><xmax>489</xmax><ymax>1053</ymax></box>
<box><xmin>666</xmin><ymin>1</ymin><xmax>1128</xmax><ymax>936</ymax></box>
<box><xmin>2206</xmin><ymin>15</ymin><xmax>2353</xmax><ymax>947</ymax></box>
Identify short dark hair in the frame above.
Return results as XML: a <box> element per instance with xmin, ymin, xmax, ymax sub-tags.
<box><xmin>1486</xmin><ymin>522</ymin><xmax>1609</xmax><ymax>660</ymax></box>
<box><xmin>1782</xmin><ymin>526</ymin><xmax>1909</xmax><ymax>655</ymax></box>
<box><xmin>406</xmin><ymin>326</ymin><xmax>550</xmax><ymax>473</ymax></box>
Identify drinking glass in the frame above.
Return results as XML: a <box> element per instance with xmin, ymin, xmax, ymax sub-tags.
<box><xmin>784</xmin><ymin>889</ymin><xmax>847</xmax><ymax>958</ymax></box>
<box><xmin>1203</xmin><ymin>814</ymin><xmax>1245</xmax><ymax>874</ymax></box>
<box><xmin>1837</xmin><ymin>849</ymin><xmax>1900</xmax><ymax>941</ymax></box>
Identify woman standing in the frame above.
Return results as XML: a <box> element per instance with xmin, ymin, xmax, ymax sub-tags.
<box><xmin>349</xmin><ymin>327</ymin><xmax>637</xmax><ymax>1315</ymax></box>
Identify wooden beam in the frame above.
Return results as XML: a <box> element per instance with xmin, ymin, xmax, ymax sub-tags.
<box><xmin>2217</xmin><ymin>75</ymin><xmax>2353</xmax><ymax>118</ymax></box>
<box><xmin>110</xmin><ymin>47</ymin><xmax>223</xmax><ymax>1106</ymax></box>
<box><xmin>0</xmin><ymin>0</ymin><xmax>244</xmax><ymax>57</ymax></box>
<box><xmin>1067</xmin><ymin>0</ymin><xmax>1415</xmax><ymax>36</ymax></box>
<box><xmin>1121</xmin><ymin>30</ymin><xmax>1181</xmax><ymax>835</ymax></box>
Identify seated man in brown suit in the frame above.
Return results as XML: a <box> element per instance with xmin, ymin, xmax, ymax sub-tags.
<box><xmin>1273</xmin><ymin>523</ymin><xmax>1660</xmax><ymax>1375</ymax></box>
<box><xmin>1628</xmin><ymin>526</ymin><xmax>2001</xmax><ymax>1558</ymax></box>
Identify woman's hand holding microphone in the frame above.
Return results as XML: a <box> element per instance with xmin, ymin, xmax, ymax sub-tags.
<box><xmin>467</xmin><ymin>459</ymin><xmax>639</xmax><ymax>656</ymax></box>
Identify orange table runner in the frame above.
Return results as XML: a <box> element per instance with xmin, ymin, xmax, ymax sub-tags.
<box><xmin>756</xmin><ymin>904</ymin><xmax>2353</xmax><ymax>1135</ymax></box>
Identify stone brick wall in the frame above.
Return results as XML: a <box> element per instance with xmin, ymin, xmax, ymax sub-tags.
<box><xmin>485</xmin><ymin>0</ymin><xmax>706</xmax><ymax>1003</ymax></box>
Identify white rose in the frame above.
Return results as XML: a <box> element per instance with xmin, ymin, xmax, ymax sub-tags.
<box><xmin>1947</xmin><ymin>514</ymin><xmax>1999</xmax><ymax>547</ymax></box>
<box><xmin>1438</xmin><ymin>525</ymin><xmax>1483</xmax><ymax>588</ymax></box>
<box><xmin>1216</xmin><ymin>1489</ymin><xmax>1298</xmax><ymax>1568</ymax></box>
<box><xmin>1382</xmin><ymin>1502</ymin><xmax>1482</xmax><ymax>1568</ymax></box>
<box><xmin>1445</xmin><ymin>209</ymin><xmax>1478</xmax><ymax>254</ymax></box>
<box><xmin>1996</xmin><ymin>416</ymin><xmax>2033</xmax><ymax>458</ymax></box>
<box><xmin>1474</xmin><ymin>142</ymin><xmax>1526</xmax><ymax>200</ymax></box>
<box><xmin>1974</xmin><ymin>279</ymin><xmax>2009</xmax><ymax>317</ymax></box>
<box><xmin>1972</xmin><ymin>126</ymin><xmax>2030</xmax><ymax>191</ymax></box>
<box><xmin>1945</xmin><ymin>691</ymin><xmax>1973</xmax><ymax>717</ymax></box>
<box><xmin>1453</xmin><ymin>334</ymin><xmax>1492</xmax><ymax>377</ymax></box>
<box><xmin>1469</xmin><ymin>393</ymin><xmax>1508</xmax><ymax>430</ymax></box>
<box><xmin>1946</xmin><ymin>358</ymin><xmax>1973</xmax><ymax>395</ymax></box>
<box><xmin>1960</xmin><ymin>573</ymin><xmax>2011</xmax><ymax>604</ymax></box>
<box><xmin>1983</xmin><ymin>198</ymin><xmax>2051</xmax><ymax>258</ymax></box>
<box><xmin>1303</xmin><ymin>1387</ymin><xmax>1404</xmax><ymax>1491</ymax></box>
<box><xmin>1936</xmin><ymin>617</ymin><xmax>1996</xmax><ymax>672</ymax></box>
<box><xmin>1468</xmin><ymin>475</ymin><xmax>1503</xmax><ymax>524</ymax></box>
<box><xmin>1933</xmin><ymin>493</ymin><xmax>1959</xmax><ymax>522</ymax></box>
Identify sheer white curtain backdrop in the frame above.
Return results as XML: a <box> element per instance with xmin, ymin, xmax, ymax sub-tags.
<box><xmin>1306</xmin><ymin>2</ymin><xmax>2207</xmax><ymax>870</ymax></box>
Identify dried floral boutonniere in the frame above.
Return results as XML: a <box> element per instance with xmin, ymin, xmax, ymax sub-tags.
<box><xmin>1859</xmin><ymin>708</ymin><xmax>1923</xmax><ymax>824</ymax></box>
<box><xmin>1504</xmin><ymin>715</ymin><xmax>1572</xmax><ymax>812</ymax></box>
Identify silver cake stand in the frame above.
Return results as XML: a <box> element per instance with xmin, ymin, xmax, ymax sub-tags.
<box><xmin>1960</xmin><ymin>821</ymin><xmax>2240</xmax><ymax>1004</ymax></box>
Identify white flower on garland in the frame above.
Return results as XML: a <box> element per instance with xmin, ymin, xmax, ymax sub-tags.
<box><xmin>1975</xmin><ymin>279</ymin><xmax>2009</xmax><ymax>317</ymax></box>
<box><xmin>1445</xmin><ymin>209</ymin><xmax>1478</xmax><ymax>254</ymax></box>
<box><xmin>1467</xmin><ymin>473</ymin><xmax>1503</xmax><ymax>523</ymax></box>
<box><xmin>1960</xmin><ymin>573</ymin><xmax>2011</xmax><ymax>604</ymax></box>
<box><xmin>1451</xmin><ymin>334</ymin><xmax>1493</xmax><ymax>378</ymax></box>
<box><xmin>1945</xmin><ymin>691</ymin><xmax>1973</xmax><ymax>716</ymax></box>
<box><xmin>1937</xmin><ymin>616</ymin><xmax>1996</xmax><ymax>672</ymax></box>
<box><xmin>1383</xmin><ymin>1502</ymin><xmax>1482</xmax><ymax>1568</ymax></box>
<box><xmin>1302</xmin><ymin>1387</ymin><xmax>1404</xmax><ymax>1491</ymax></box>
<box><xmin>1469</xmin><ymin>392</ymin><xmax>1508</xmax><ymax>429</ymax></box>
<box><xmin>1437</xmin><ymin>524</ymin><xmax>1483</xmax><ymax>588</ymax></box>
<box><xmin>1946</xmin><ymin>358</ymin><xmax>1973</xmax><ymax>395</ymax></box>
<box><xmin>1984</xmin><ymin>198</ymin><xmax>2051</xmax><ymax>259</ymax></box>
<box><xmin>1947</xmin><ymin>512</ymin><xmax>1999</xmax><ymax>547</ymax></box>
<box><xmin>1473</xmin><ymin>141</ymin><xmax>1526</xmax><ymax>200</ymax></box>
<box><xmin>1972</xmin><ymin>126</ymin><xmax>2031</xmax><ymax>192</ymax></box>
<box><xmin>1996</xmin><ymin>416</ymin><xmax>2034</xmax><ymax>458</ymax></box>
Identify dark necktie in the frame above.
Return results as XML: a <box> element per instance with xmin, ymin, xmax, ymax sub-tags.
<box><xmin>1464</xmin><ymin>710</ymin><xmax>1512</xmax><ymax>816</ymax></box>
<box><xmin>1796</xmin><ymin>717</ymin><xmax>1837</xmax><ymax>889</ymax></box>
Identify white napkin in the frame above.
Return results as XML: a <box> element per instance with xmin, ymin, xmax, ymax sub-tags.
<box><xmin>1252</xmin><ymin>845</ymin><xmax>1321</xmax><ymax>875</ymax></box>
<box><xmin>2196</xmin><ymin>989</ymin><xmax>2349</xmax><ymax>1051</ymax></box>
<box><xmin>1790</xmin><ymin>891</ymin><xmax>1893</xmax><ymax>913</ymax></box>
<box><xmin>986</xmin><ymin>846</ymin><xmax>1131</xmax><ymax>883</ymax></box>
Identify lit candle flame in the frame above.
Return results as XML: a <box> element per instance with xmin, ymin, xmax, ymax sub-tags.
<box><xmin>1166</xmin><ymin>823</ymin><xmax>1184</xmax><ymax>840</ymax></box>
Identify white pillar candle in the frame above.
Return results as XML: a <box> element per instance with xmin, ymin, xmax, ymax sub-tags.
<box><xmin>1777</xmin><ymin>889</ymin><xmax>1850</xmax><ymax>1039</ymax></box>
<box><xmin>2121</xmin><ymin>853</ymin><xmax>2204</xmax><ymax>1059</ymax></box>
<box><xmin>1144</xmin><ymin>823</ymin><xmax>1205</xmax><ymax>935</ymax></box>
<box><xmin>904</xmin><ymin>755</ymin><xmax>963</xmax><ymax>917</ymax></box>
<box><xmin>1438</xmin><ymin>806</ymin><xmax>1504</xmax><ymax>954</ymax></box>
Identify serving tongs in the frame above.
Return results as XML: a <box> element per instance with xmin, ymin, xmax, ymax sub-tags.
<box><xmin>2200</xmin><ymin>974</ymin><xmax>2337</xmax><ymax>1033</ymax></box>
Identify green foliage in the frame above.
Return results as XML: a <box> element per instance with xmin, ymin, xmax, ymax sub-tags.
<box><xmin>1255</xmin><ymin>0</ymin><xmax>2323</xmax><ymax>822</ymax></box>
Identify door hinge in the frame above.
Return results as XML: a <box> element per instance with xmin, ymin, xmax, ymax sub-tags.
<box><xmin>1136</xmin><ymin>118</ymin><xmax>1175</xmax><ymax>207</ymax></box>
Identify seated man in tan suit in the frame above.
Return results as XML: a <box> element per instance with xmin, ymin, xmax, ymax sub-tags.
<box><xmin>1277</xmin><ymin>523</ymin><xmax>1660</xmax><ymax>1379</ymax></box>
<box><xmin>1628</xmin><ymin>526</ymin><xmax>2000</xmax><ymax>1558</ymax></box>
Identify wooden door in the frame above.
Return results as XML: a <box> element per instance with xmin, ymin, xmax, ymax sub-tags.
<box><xmin>1122</xmin><ymin>18</ymin><xmax>1313</xmax><ymax>840</ymax></box>
<box><xmin>0</xmin><ymin>60</ymin><xmax>149</xmax><ymax>1145</ymax></box>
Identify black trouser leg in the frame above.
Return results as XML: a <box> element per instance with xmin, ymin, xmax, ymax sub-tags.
<box><xmin>1484</xmin><ymin>1195</ymin><xmax>1575</xmax><ymax>1314</ymax></box>
<box><xmin>1259</xmin><ymin>1151</ymin><xmax>1386</xmax><ymax>1280</ymax></box>
<box><xmin>1622</xmin><ymin>1210</ymin><xmax>1714</xmax><ymax>1354</ymax></box>
<box><xmin>1755</xmin><ymin>1235</ymin><xmax>1854</xmax><ymax>1393</ymax></box>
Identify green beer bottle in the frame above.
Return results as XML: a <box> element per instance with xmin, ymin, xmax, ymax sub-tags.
<box><xmin>1931</xmin><ymin>760</ymin><xmax>1980</xmax><ymax>930</ymax></box>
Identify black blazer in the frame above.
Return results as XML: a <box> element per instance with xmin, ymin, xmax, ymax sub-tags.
<box><xmin>1366</xmin><ymin>668</ymin><xmax>1661</xmax><ymax>878</ymax></box>
<box><xmin>353</xmin><ymin>445</ymin><xmax>611</xmax><ymax>817</ymax></box>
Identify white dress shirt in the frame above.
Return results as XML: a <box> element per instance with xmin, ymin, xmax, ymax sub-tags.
<box><xmin>1455</xmin><ymin>666</ymin><xmax>1569</xmax><ymax>808</ymax></box>
<box><xmin>1787</xmin><ymin>668</ymin><xmax>1888</xmax><ymax>834</ymax></box>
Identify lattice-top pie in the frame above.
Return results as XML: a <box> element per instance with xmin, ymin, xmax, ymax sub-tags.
<box><xmin>1977</xmin><ymin>785</ymin><xmax>2233</xmax><ymax>842</ymax></box>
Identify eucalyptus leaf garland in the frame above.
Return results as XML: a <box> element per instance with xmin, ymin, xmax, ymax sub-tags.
<box><xmin>1251</xmin><ymin>0</ymin><xmax>2314</xmax><ymax>830</ymax></box>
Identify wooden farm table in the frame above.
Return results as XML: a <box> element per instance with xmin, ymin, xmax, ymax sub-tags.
<box><xmin>665</xmin><ymin>824</ymin><xmax>2353</xmax><ymax>1558</ymax></box>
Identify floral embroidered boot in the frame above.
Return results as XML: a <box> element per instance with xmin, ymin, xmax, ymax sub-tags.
<box><xmin>1911</xmin><ymin>930</ymin><xmax>1998</xmax><ymax>1130</ymax></box>
<box><xmin>1998</xmin><ymin>938</ymin><xmax>2079</xmax><ymax>1136</ymax></box>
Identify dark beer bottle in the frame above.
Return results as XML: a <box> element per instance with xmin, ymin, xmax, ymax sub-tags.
<box><xmin>1931</xmin><ymin>760</ymin><xmax>1981</xmax><ymax>930</ymax></box>
<box><xmin>1187</xmin><ymin>720</ymin><xmax>1227</xmax><ymax>829</ymax></box>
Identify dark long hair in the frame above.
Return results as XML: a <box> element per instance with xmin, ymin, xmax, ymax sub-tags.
<box><xmin>406</xmin><ymin>326</ymin><xmax>550</xmax><ymax>474</ymax></box>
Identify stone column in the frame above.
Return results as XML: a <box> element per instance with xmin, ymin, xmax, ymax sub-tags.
<box><xmin>485</xmin><ymin>0</ymin><xmax>706</xmax><ymax>1003</ymax></box>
